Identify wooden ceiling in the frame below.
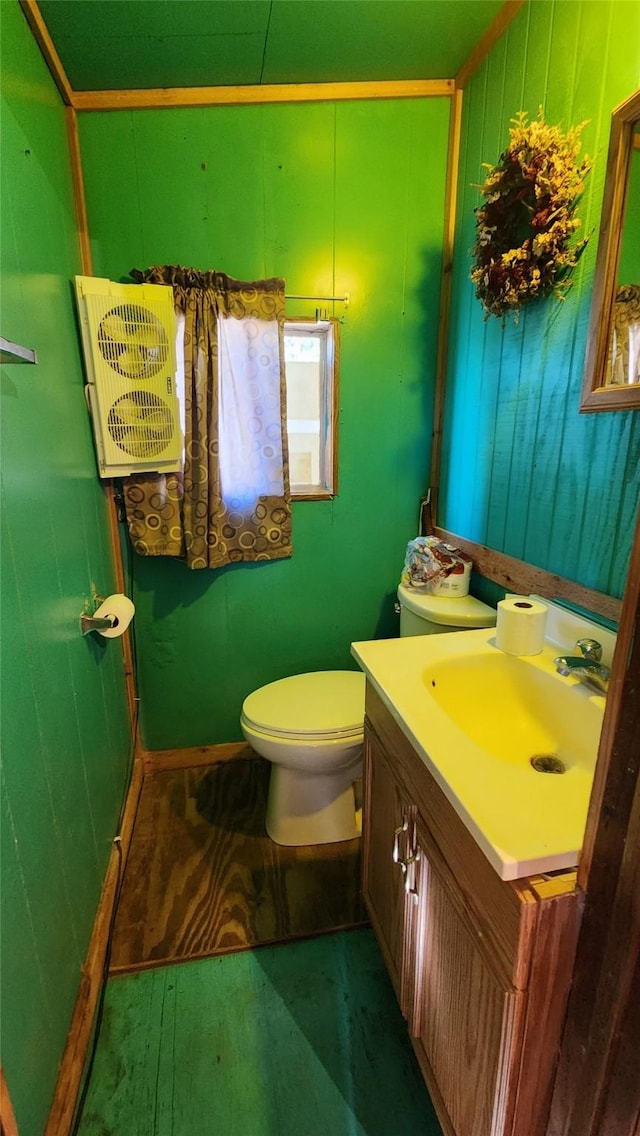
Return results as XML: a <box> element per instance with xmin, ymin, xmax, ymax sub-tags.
<box><xmin>36</xmin><ymin>0</ymin><xmax>504</xmax><ymax>92</ymax></box>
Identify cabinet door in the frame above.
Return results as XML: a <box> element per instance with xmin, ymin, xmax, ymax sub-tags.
<box><xmin>362</xmin><ymin>730</ymin><xmax>414</xmax><ymax>1011</ymax></box>
<box><xmin>412</xmin><ymin>844</ymin><xmax>523</xmax><ymax>1136</ymax></box>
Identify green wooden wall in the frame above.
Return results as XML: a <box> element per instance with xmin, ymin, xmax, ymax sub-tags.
<box><xmin>78</xmin><ymin>97</ymin><xmax>450</xmax><ymax>748</ymax></box>
<box><xmin>0</xmin><ymin>6</ymin><xmax>131</xmax><ymax>1133</ymax></box>
<box><xmin>441</xmin><ymin>0</ymin><xmax>640</xmax><ymax>599</ymax></box>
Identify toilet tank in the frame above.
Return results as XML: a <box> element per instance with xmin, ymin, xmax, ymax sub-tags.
<box><xmin>397</xmin><ymin>583</ymin><xmax>496</xmax><ymax>636</ymax></box>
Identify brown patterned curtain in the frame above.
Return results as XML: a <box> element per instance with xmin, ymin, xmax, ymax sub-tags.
<box><xmin>123</xmin><ymin>266</ymin><xmax>292</xmax><ymax>570</ymax></box>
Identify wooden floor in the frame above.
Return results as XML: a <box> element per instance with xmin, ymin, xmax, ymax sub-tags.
<box><xmin>80</xmin><ymin>930</ymin><xmax>443</xmax><ymax>1136</ymax></box>
<box><xmin>110</xmin><ymin>757</ymin><xmax>368</xmax><ymax>973</ymax></box>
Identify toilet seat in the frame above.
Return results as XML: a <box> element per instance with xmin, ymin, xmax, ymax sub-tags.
<box><xmin>241</xmin><ymin>670</ymin><xmax>365</xmax><ymax>742</ymax></box>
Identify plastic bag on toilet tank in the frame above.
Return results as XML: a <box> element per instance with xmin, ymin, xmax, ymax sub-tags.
<box><xmin>401</xmin><ymin>536</ymin><xmax>471</xmax><ymax>597</ymax></box>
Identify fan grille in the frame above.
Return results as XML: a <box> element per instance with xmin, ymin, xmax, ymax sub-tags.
<box><xmin>107</xmin><ymin>391</ymin><xmax>175</xmax><ymax>457</ymax></box>
<box><xmin>98</xmin><ymin>303</ymin><xmax>169</xmax><ymax>379</ymax></box>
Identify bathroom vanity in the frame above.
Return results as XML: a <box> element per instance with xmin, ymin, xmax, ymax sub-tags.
<box><xmin>362</xmin><ymin>684</ymin><xmax>582</xmax><ymax>1136</ymax></box>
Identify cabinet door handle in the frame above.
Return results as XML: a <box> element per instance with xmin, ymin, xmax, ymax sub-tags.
<box><xmin>392</xmin><ymin>815</ymin><xmax>409</xmax><ymax>868</ymax></box>
<box><xmin>404</xmin><ymin>847</ymin><xmax>421</xmax><ymax>900</ymax></box>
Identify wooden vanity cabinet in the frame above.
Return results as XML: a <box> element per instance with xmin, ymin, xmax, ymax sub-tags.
<box><xmin>362</xmin><ymin>684</ymin><xmax>583</xmax><ymax>1136</ymax></box>
<box><xmin>362</xmin><ymin>724</ymin><xmax>415</xmax><ymax>1003</ymax></box>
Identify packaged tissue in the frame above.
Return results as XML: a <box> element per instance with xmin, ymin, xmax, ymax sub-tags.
<box><xmin>402</xmin><ymin>536</ymin><xmax>471</xmax><ymax>597</ymax></box>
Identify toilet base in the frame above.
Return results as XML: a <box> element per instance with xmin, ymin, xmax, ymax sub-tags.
<box><xmin>266</xmin><ymin>765</ymin><xmax>361</xmax><ymax>846</ymax></box>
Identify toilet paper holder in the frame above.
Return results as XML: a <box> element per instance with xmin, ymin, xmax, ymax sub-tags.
<box><xmin>80</xmin><ymin>611</ymin><xmax>117</xmax><ymax>636</ymax></box>
<box><xmin>79</xmin><ymin>592</ymin><xmax>135</xmax><ymax>638</ymax></box>
<box><xmin>81</xmin><ymin>592</ymin><xmax>115</xmax><ymax>636</ymax></box>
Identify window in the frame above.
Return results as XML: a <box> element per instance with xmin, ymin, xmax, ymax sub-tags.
<box><xmin>173</xmin><ymin>312</ymin><xmax>339</xmax><ymax>501</ymax></box>
<box><xmin>284</xmin><ymin>318</ymin><xmax>339</xmax><ymax>499</ymax></box>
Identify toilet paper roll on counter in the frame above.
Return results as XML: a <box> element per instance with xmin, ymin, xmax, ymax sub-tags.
<box><xmin>496</xmin><ymin>595</ymin><xmax>548</xmax><ymax>656</ymax></box>
<box><xmin>93</xmin><ymin>593</ymin><xmax>135</xmax><ymax>638</ymax></box>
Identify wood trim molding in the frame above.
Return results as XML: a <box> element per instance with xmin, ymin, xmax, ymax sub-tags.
<box><xmin>0</xmin><ymin>1068</ymin><xmax>19</xmax><ymax>1136</ymax></box>
<box><xmin>435</xmin><ymin>527</ymin><xmax>622</xmax><ymax>624</ymax></box>
<box><xmin>580</xmin><ymin>88</ymin><xmax>640</xmax><ymax>413</ymax></box>
<box><xmin>548</xmin><ymin>511</ymin><xmax>640</xmax><ymax>1136</ymax></box>
<box><xmin>429</xmin><ymin>86</ymin><xmax>464</xmax><ymax>523</ymax></box>
<box><xmin>65</xmin><ymin>106</ymin><xmax>138</xmax><ymax>728</ymax></box>
<box><xmin>19</xmin><ymin>0</ymin><xmax>74</xmax><ymax>105</ymax></box>
<box><xmin>44</xmin><ymin>755</ymin><xmax>145</xmax><ymax>1136</ymax></box>
<box><xmin>142</xmin><ymin>741</ymin><xmax>255</xmax><ymax>775</ymax></box>
<box><xmin>579</xmin><ymin>507</ymin><xmax>640</xmax><ymax>885</ymax></box>
<box><xmin>71</xmin><ymin>78</ymin><xmax>454</xmax><ymax>113</ymax></box>
<box><xmin>511</xmin><ymin>888</ymin><xmax>584</xmax><ymax>1136</ymax></box>
<box><xmin>455</xmin><ymin>0</ymin><xmax>526</xmax><ymax>90</ymax></box>
<box><xmin>430</xmin><ymin>4</ymin><xmax>524</xmax><ymax>520</ymax></box>
<box><xmin>65</xmin><ymin>108</ymin><xmax>93</xmax><ymax>279</ymax></box>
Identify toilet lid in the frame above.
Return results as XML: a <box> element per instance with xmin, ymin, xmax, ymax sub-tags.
<box><xmin>241</xmin><ymin>671</ymin><xmax>366</xmax><ymax>741</ymax></box>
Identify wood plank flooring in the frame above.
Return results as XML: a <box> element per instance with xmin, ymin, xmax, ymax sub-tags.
<box><xmin>110</xmin><ymin>757</ymin><xmax>368</xmax><ymax>973</ymax></box>
<box><xmin>79</xmin><ymin>930</ymin><xmax>443</xmax><ymax>1136</ymax></box>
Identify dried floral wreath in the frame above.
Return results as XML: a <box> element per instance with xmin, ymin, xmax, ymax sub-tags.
<box><xmin>470</xmin><ymin>110</ymin><xmax>592</xmax><ymax>320</ymax></box>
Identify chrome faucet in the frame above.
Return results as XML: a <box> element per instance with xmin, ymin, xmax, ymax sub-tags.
<box><xmin>554</xmin><ymin>638</ymin><xmax>610</xmax><ymax>695</ymax></box>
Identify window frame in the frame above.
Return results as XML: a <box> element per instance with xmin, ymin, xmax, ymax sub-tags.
<box><xmin>283</xmin><ymin>316</ymin><xmax>339</xmax><ymax>501</ymax></box>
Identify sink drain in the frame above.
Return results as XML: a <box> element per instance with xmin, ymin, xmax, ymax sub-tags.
<box><xmin>530</xmin><ymin>754</ymin><xmax>566</xmax><ymax>774</ymax></box>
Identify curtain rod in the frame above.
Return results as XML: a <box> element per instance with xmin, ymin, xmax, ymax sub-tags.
<box><xmin>285</xmin><ymin>292</ymin><xmax>350</xmax><ymax>306</ymax></box>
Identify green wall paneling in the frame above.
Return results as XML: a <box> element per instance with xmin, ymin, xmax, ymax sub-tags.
<box><xmin>0</xmin><ymin>773</ymin><xmax>62</xmax><ymax>1130</ymax></box>
<box><xmin>78</xmin><ymin>95</ymin><xmax>450</xmax><ymax>748</ymax></box>
<box><xmin>40</xmin><ymin>0</ymin><xmax>270</xmax><ymax>91</ymax></box>
<box><xmin>441</xmin><ymin>0</ymin><xmax>640</xmax><ymax>600</ymax></box>
<box><xmin>0</xmin><ymin>4</ymin><xmax>131</xmax><ymax>1132</ymax></box>
<box><xmin>37</xmin><ymin>0</ymin><xmax>503</xmax><ymax>92</ymax></box>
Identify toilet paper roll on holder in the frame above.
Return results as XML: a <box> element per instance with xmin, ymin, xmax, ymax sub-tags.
<box><xmin>80</xmin><ymin>592</ymin><xmax>135</xmax><ymax>637</ymax></box>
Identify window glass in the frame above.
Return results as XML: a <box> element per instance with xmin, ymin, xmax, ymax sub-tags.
<box><xmin>284</xmin><ymin>318</ymin><xmax>338</xmax><ymax>498</ymax></box>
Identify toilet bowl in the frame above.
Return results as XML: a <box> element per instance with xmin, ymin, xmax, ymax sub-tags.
<box><xmin>241</xmin><ymin>671</ymin><xmax>365</xmax><ymax>846</ymax></box>
<box><xmin>241</xmin><ymin>589</ymin><xmax>497</xmax><ymax>848</ymax></box>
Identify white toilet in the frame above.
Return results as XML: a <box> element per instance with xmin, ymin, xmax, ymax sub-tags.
<box><xmin>241</xmin><ymin>671</ymin><xmax>365</xmax><ymax>846</ymax></box>
<box><xmin>395</xmin><ymin>583</ymin><xmax>496</xmax><ymax>637</ymax></box>
<box><xmin>241</xmin><ymin>586</ymin><xmax>496</xmax><ymax>847</ymax></box>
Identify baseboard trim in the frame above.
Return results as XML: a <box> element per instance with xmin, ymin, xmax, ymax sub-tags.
<box><xmin>44</xmin><ymin>754</ymin><xmax>145</xmax><ymax>1136</ymax></box>
<box><xmin>435</xmin><ymin>527</ymin><xmax>622</xmax><ymax>624</ymax></box>
<box><xmin>0</xmin><ymin>1067</ymin><xmax>19</xmax><ymax>1136</ymax></box>
<box><xmin>142</xmin><ymin>741</ymin><xmax>255</xmax><ymax>775</ymax></box>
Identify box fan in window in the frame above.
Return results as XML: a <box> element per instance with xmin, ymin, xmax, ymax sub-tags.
<box><xmin>75</xmin><ymin>275</ymin><xmax>182</xmax><ymax>477</ymax></box>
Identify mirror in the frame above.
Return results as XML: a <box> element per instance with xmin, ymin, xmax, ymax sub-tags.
<box><xmin>581</xmin><ymin>89</ymin><xmax>640</xmax><ymax>411</ymax></box>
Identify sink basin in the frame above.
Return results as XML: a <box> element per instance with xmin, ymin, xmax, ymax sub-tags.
<box><xmin>424</xmin><ymin>652</ymin><xmax>601</xmax><ymax>774</ymax></box>
<box><xmin>351</xmin><ymin>611</ymin><xmax>610</xmax><ymax>880</ymax></box>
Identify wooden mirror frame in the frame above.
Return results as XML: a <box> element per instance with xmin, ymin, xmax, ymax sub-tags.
<box><xmin>580</xmin><ymin>88</ymin><xmax>640</xmax><ymax>412</ymax></box>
